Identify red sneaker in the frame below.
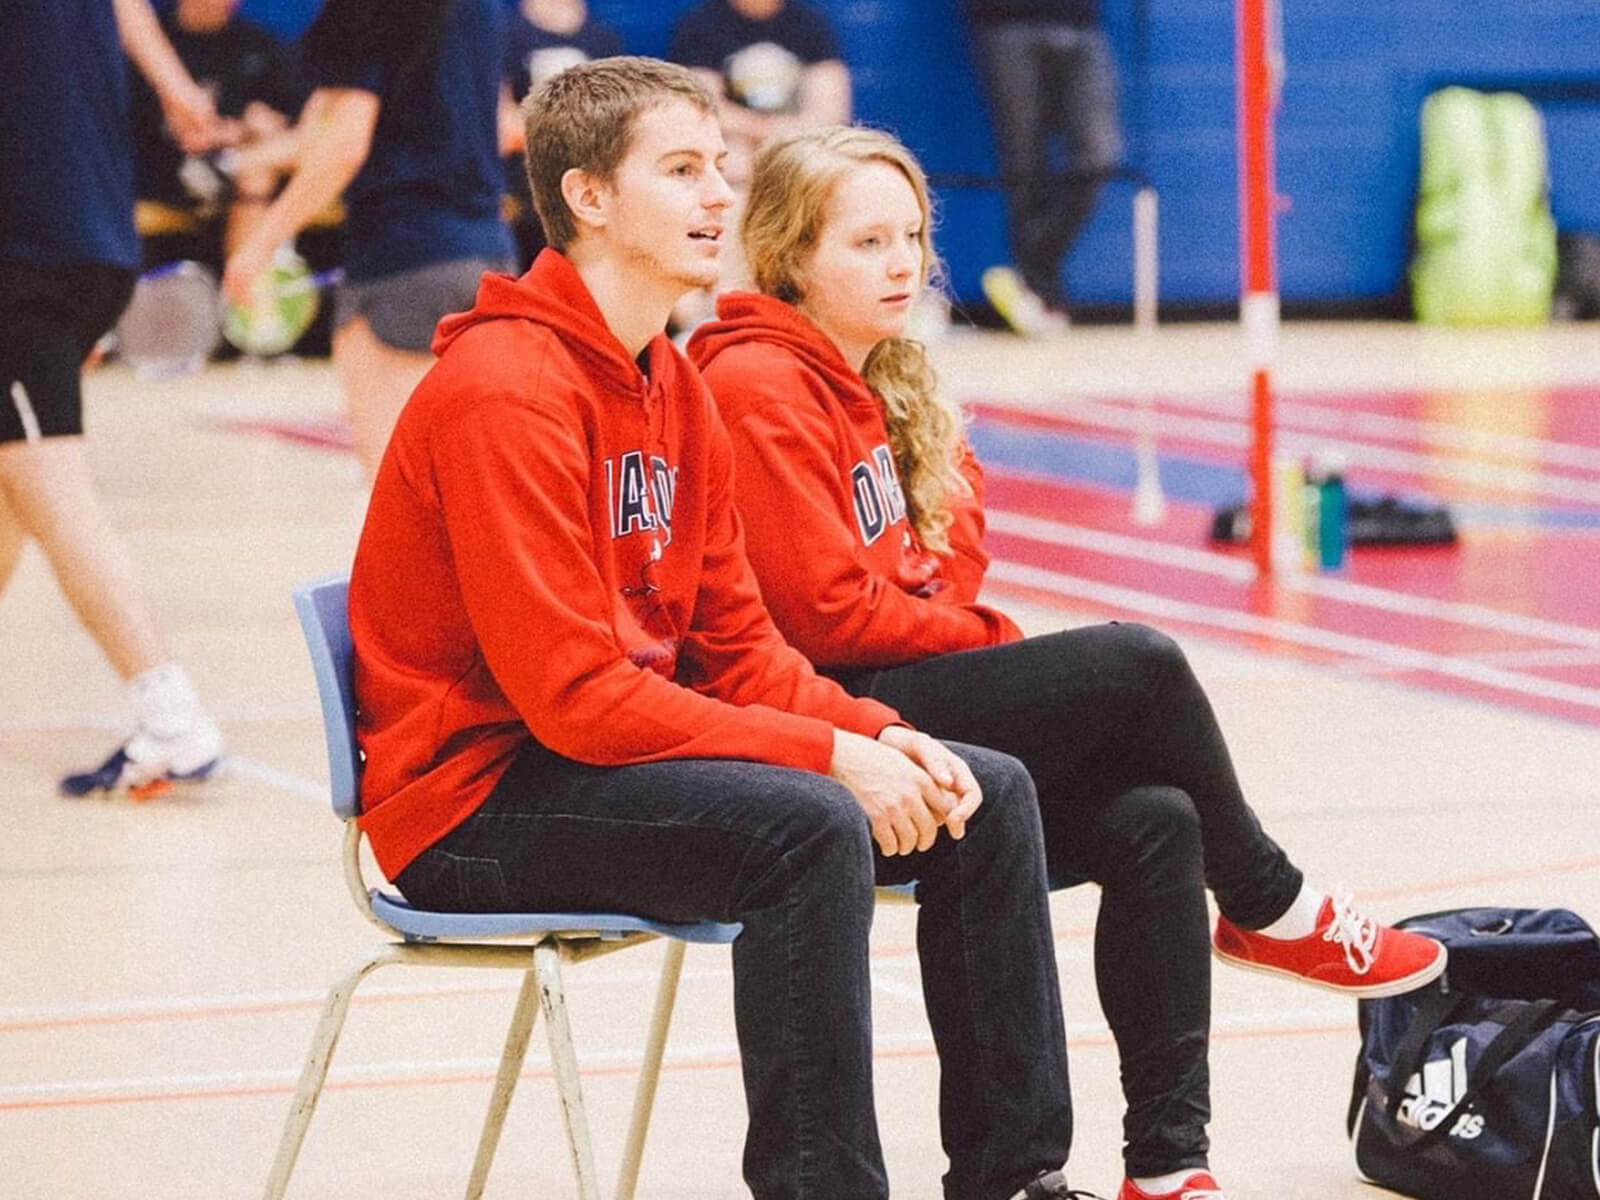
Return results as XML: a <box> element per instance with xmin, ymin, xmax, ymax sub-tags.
<box><xmin>1213</xmin><ymin>889</ymin><xmax>1447</xmax><ymax>998</ymax></box>
<box><xmin>1118</xmin><ymin>1170</ymin><xmax>1227</xmax><ymax>1200</ymax></box>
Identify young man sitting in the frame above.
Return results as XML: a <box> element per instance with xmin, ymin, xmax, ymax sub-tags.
<box><xmin>347</xmin><ymin>55</ymin><xmax>1090</xmax><ymax>1200</ymax></box>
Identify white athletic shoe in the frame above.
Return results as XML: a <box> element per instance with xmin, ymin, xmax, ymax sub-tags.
<box><xmin>60</xmin><ymin>717</ymin><xmax>225</xmax><ymax>799</ymax></box>
<box><xmin>981</xmin><ymin>266</ymin><xmax>1070</xmax><ymax>338</ymax></box>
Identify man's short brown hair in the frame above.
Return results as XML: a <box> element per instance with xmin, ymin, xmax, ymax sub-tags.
<box><xmin>522</xmin><ymin>56</ymin><xmax>715</xmax><ymax>250</ymax></box>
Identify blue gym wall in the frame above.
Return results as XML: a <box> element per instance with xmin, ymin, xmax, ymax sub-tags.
<box><xmin>240</xmin><ymin>0</ymin><xmax>1600</xmax><ymax>311</ymax></box>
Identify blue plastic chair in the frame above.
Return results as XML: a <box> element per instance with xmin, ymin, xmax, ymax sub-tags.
<box><xmin>266</xmin><ymin>576</ymin><xmax>741</xmax><ymax>1200</ymax></box>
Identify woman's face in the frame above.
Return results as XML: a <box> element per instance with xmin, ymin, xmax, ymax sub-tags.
<box><xmin>797</xmin><ymin>160</ymin><xmax>925</xmax><ymax>369</ymax></box>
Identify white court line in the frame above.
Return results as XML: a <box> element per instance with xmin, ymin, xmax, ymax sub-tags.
<box><xmin>0</xmin><ymin>701</ymin><xmax>316</xmax><ymax>734</ymax></box>
<box><xmin>987</xmin><ymin>560</ymin><xmax>1600</xmax><ymax>712</ymax></box>
<box><xmin>980</xmin><ymin>398</ymin><xmax>1600</xmax><ymax>506</ymax></box>
<box><xmin>1103</xmin><ymin>390</ymin><xmax>1600</xmax><ymax>476</ymax></box>
<box><xmin>986</xmin><ymin>507</ymin><xmax>1600</xmax><ymax>651</ymax></box>
<box><xmin>225</xmin><ymin>754</ymin><xmax>328</xmax><ymax>804</ymax></box>
<box><xmin>1325</xmin><ymin>650</ymin><xmax>1600</xmax><ymax>683</ymax></box>
<box><xmin>1465</xmin><ymin>647</ymin><xmax>1600</xmax><ymax>669</ymax></box>
<box><xmin>0</xmin><ymin>1006</ymin><xmax>1350</xmax><ymax>1108</ymax></box>
<box><xmin>986</xmin><ymin>510</ymin><xmax>1257</xmax><ymax>585</ymax></box>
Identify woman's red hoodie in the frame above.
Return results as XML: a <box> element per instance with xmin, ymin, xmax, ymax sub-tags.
<box><xmin>349</xmin><ymin>252</ymin><xmax>900</xmax><ymax>879</ymax></box>
<box><xmin>688</xmin><ymin>292</ymin><xmax>1021</xmax><ymax>672</ymax></box>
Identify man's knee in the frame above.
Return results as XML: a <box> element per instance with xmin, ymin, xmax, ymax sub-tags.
<box><xmin>745</xmin><ymin>774</ymin><xmax>875</xmax><ymax>898</ymax></box>
<box><xmin>946</xmin><ymin>741</ymin><xmax>1042</xmax><ymax>849</ymax></box>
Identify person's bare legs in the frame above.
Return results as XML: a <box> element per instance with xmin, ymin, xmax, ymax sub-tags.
<box><xmin>222</xmin><ymin>163</ymin><xmax>280</xmax><ymax>260</ymax></box>
<box><xmin>0</xmin><ymin>435</ymin><xmax>165</xmax><ymax>677</ymax></box>
<box><xmin>0</xmin><ymin>486</ymin><xmax>27</xmax><ymax>596</ymax></box>
<box><xmin>332</xmin><ymin>316</ymin><xmax>431</xmax><ymax>484</ymax></box>
<box><xmin>0</xmin><ymin>435</ymin><xmax>223</xmax><ymax>793</ymax></box>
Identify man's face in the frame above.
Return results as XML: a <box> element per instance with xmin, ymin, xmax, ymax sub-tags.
<box><xmin>600</xmin><ymin>99</ymin><xmax>734</xmax><ymax>294</ymax></box>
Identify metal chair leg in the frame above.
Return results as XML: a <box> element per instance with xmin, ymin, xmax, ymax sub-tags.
<box><xmin>262</xmin><ymin>947</ymin><xmax>401</xmax><ymax>1200</ymax></box>
<box><xmin>534</xmin><ymin>939</ymin><xmax>602</xmax><ymax>1200</ymax></box>
<box><xmin>463</xmin><ymin>961</ymin><xmax>542</xmax><ymax>1200</ymax></box>
<box><xmin>614</xmin><ymin>939</ymin><xmax>687</xmax><ymax>1200</ymax></box>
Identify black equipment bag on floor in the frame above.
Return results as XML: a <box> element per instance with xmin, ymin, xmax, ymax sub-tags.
<box><xmin>1349</xmin><ymin>907</ymin><xmax>1600</xmax><ymax>1200</ymax></box>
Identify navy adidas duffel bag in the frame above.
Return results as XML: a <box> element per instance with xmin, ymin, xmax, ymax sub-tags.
<box><xmin>1349</xmin><ymin>907</ymin><xmax>1600</xmax><ymax>1200</ymax></box>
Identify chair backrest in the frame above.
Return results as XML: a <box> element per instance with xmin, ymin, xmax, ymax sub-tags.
<box><xmin>292</xmin><ymin>576</ymin><xmax>361</xmax><ymax>820</ymax></box>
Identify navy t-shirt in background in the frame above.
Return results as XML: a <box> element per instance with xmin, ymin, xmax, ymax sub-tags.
<box><xmin>502</xmin><ymin>13</ymin><xmax>625</xmax><ymax>230</ymax></box>
<box><xmin>1</xmin><ymin>0</ymin><xmax>140</xmax><ymax>268</ymax></box>
<box><xmin>306</xmin><ymin>0</ymin><xmax>513</xmax><ymax>282</ymax></box>
<box><xmin>504</xmin><ymin>14</ymin><xmax>623</xmax><ymax>102</ymax></box>
<box><xmin>668</xmin><ymin>0</ymin><xmax>841</xmax><ymax>115</ymax></box>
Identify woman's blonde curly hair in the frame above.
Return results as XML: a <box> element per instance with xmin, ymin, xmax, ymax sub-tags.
<box><xmin>741</xmin><ymin>125</ymin><xmax>969</xmax><ymax>555</ymax></box>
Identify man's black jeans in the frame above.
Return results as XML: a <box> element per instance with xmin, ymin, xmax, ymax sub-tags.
<box><xmin>398</xmin><ymin>738</ymin><xmax>1072</xmax><ymax>1200</ymax></box>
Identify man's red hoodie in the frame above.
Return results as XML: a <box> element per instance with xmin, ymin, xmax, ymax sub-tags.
<box><xmin>349</xmin><ymin>252</ymin><xmax>900</xmax><ymax>880</ymax></box>
<box><xmin>688</xmin><ymin>292</ymin><xmax>1022</xmax><ymax>671</ymax></box>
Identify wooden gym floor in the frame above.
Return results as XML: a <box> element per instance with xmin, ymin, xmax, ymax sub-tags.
<box><xmin>3</xmin><ymin>318</ymin><xmax>1598</xmax><ymax>1198</ymax></box>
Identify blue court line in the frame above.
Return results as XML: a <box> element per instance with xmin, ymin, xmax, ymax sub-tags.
<box><xmin>967</xmin><ymin>422</ymin><xmax>1246</xmax><ymax>506</ymax></box>
<box><xmin>967</xmin><ymin>419</ymin><xmax>1600</xmax><ymax>532</ymax></box>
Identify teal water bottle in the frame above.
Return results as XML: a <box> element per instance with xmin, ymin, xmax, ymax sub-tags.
<box><xmin>1307</xmin><ymin>452</ymin><xmax>1348</xmax><ymax>570</ymax></box>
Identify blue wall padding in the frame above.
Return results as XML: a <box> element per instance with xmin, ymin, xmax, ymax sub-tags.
<box><xmin>237</xmin><ymin>0</ymin><xmax>1600</xmax><ymax>307</ymax></box>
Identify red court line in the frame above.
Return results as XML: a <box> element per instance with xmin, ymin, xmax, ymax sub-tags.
<box><xmin>1249</xmin><ymin>387</ymin><xmax>1600</xmax><ymax>457</ymax></box>
<box><xmin>978</xmin><ymin>458</ymin><xmax>1600</xmax><ymax>722</ymax></box>
<box><xmin>986</xmin><ymin>570</ymin><xmax>1600</xmax><ymax>729</ymax></box>
<box><xmin>1092</xmin><ymin>389</ymin><xmax>1600</xmax><ymax>469</ymax></box>
<box><xmin>204</xmin><ymin>415</ymin><xmax>354</xmax><ymax>451</ymax></box>
<box><xmin>0</xmin><ymin>984</ymin><xmax>511</xmax><ymax>1036</ymax></box>
<box><xmin>9</xmin><ymin>855</ymin><xmax>1596</xmax><ymax>1044</ymax></box>
<box><xmin>0</xmin><ymin>1023</ymin><xmax>1361</xmax><ymax>1116</ymax></box>
<box><xmin>968</xmin><ymin>398</ymin><xmax>1600</xmax><ymax>509</ymax></box>
<box><xmin>982</xmin><ymin>387</ymin><xmax>1600</xmax><ymax>471</ymax></box>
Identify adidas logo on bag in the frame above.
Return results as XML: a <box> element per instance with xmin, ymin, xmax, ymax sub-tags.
<box><xmin>1395</xmin><ymin>1037</ymin><xmax>1486</xmax><ymax>1139</ymax></box>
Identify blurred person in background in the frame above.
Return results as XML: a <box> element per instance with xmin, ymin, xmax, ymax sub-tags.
<box><xmin>222</xmin><ymin>0</ymin><xmax>516</xmax><ymax>483</ymax></box>
<box><xmin>666</xmin><ymin>0</ymin><xmax>851</xmax><ymax>332</ymax></box>
<box><xmin>965</xmin><ymin>0</ymin><xmax>1122</xmax><ymax>336</ymax></box>
<box><xmin>1</xmin><ymin>0</ymin><xmax>225</xmax><ymax>797</ymax></box>
<box><xmin>501</xmin><ymin>0</ymin><xmax>623</xmax><ymax>268</ymax></box>
<box><xmin>129</xmin><ymin>0</ymin><xmax>306</xmax><ymax>272</ymax></box>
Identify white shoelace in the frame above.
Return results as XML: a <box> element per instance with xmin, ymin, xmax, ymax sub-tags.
<box><xmin>1321</xmin><ymin>885</ymin><xmax>1379</xmax><ymax>975</ymax></box>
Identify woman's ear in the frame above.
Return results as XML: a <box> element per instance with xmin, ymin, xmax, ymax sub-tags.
<box><xmin>560</xmin><ymin>167</ymin><xmax>608</xmax><ymax>236</ymax></box>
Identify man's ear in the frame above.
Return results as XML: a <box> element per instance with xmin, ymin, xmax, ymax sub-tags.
<box><xmin>560</xmin><ymin>167</ymin><xmax>609</xmax><ymax>236</ymax></box>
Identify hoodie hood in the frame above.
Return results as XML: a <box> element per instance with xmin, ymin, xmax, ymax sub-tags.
<box><xmin>433</xmin><ymin>248</ymin><xmax>671</xmax><ymax>392</ymax></box>
<box><xmin>687</xmin><ymin>291</ymin><xmax>879</xmax><ymax>411</ymax></box>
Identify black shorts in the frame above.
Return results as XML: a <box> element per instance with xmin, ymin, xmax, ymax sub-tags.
<box><xmin>0</xmin><ymin>259</ymin><xmax>136</xmax><ymax>443</ymax></box>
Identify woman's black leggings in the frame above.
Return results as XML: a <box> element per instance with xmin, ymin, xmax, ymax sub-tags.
<box><xmin>832</xmin><ymin>621</ymin><xmax>1304</xmax><ymax>1176</ymax></box>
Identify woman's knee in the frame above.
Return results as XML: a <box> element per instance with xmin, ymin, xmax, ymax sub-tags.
<box><xmin>1093</xmin><ymin>785</ymin><xmax>1203</xmax><ymax>890</ymax></box>
<box><xmin>1103</xmin><ymin>621</ymin><xmax>1189</xmax><ymax>680</ymax></box>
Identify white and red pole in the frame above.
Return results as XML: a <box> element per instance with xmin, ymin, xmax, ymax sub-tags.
<box><xmin>1236</xmin><ymin>0</ymin><xmax>1281</xmax><ymax>575</ymax></box>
